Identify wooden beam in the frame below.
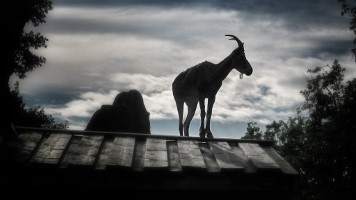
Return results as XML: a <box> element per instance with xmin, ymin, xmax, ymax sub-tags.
<box><xmin>132</xmin><ymin>139</ymin><xmax>146</xmax><ymax>171</ymax></box>
<box><xmin>96</xmin><ymin>139</ymin><xmax>113</xmax><ymax>170</ymax></box>
<box><xmin>106</xmin><ymin>136</ymin><xmax>136</xmax><ymax>169</ymax></box>
<box><xmin>31</xmin><ymin>133</ymin><xmax>71</xmax><ymax>165</ymax></box>
<box><xmin>177</xmin><ymin>140</ymin><xmax>206</xmax><ymax>170</ymax></box>
<box><xmin>167</xmin><ymin>140</ymin><xmax>182</xmax><ymax>172</ymax></box>
<box><xmin>6</xmin><ymin>132</ymin><xmax>43</xmax><ymax>164</ymax></box>
<box><xmin>144</xmin><ymin>138</ymin><xmax>168</xmax><ymax>170</ymax></box>
<box><xmin>15</xmin><ymin>126</ymin><xmax>273</xmax><ymax>146</ymax></box>
<box><xmin>239</xmin><ymin>143</ymin><xmax>280</xmax><ymax>171</ymax></box>
<box><xmin>61</xmin><ymin>135</ymin><xmax>103</xmax><ymax>168</ymax></box>
<box><xmin>229</xmin><ymin>144</ymin><xmax>256</xmax><ymax>173</ymax></box>
<box><xmin>263</xmin><ymin>146</ymin><xmax>298</xmax><ymax>175</ymax></box>
<box><xmin>199</xmin><ymin>142</ymin><xmax>220</xmax><ymax>172</ymax></box>
<box><xmin>209</xmin><ymin>141</ymin><xmax>244</xmax><ymax>171</ymax></box>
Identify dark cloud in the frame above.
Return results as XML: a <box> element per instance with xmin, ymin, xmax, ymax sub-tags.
<box><xmin>19</xmin><ymin>0</ymin><xmax>355</xmax><ymax>134</ymax></box>
<box><xmin>68</xmin><ymin>116</ymin><xmax>90</xmax><ymax>123</ymax></box>
<box><xmin>56</xmin><ymin>0</ymin><xmax>336</xmax><ymax>11</ymax></box>
<box><xmin>56</xmin><ymin>0</ymin><xmax>245</xmax><ymax>8</ymax></box>
<box><xmin>46</xmin><ymin>0</ymin><xmax>352</xmax><ymax>57</ymax></box>
<box><xmin>304</xmin><ymin>39</ymin><xmax>354</xmax><ymax>59</ymax></box>
<box><xmin>55</xmin><ymin>0</ymin><xmax>345</xmax><ymax>27</ymax></box>
<box><xmin>279</xmin><ymin>76</ymin><xmax>307</xmax><ymax>91</ymax></box>
<box><xmin>23</xmin><ymin>90</ymin><xmax>80</xmax><ymax>107</ymax></box>
<box><xmin>39</xmin><ymin>8</ymin><xmax>211</xmax><ymax>47</ymax></box>
<box><xmin>42</xmin><ymin>15</ymin><xmax>173</xmax><ymax>37</ymax></box>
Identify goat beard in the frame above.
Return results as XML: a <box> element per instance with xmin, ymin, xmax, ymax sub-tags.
<box><xmin>240</xmin><ymin>73</ymin><xmax>243</xmax><ymax>79</ymax></box>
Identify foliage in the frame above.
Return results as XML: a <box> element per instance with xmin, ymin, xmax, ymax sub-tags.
<box><xmin>298</xmin><ymin>60</ymin><xmax>355</xmax><ymax>199</ymax></box>
<box><xmin>243</xmin><ymin>60</ymin><xmax>355</xmax><ymax>199</ymax></box>
<box><xmin>1</xmin><ymin>1</ymin><xmax>61</xmax><ymax>141</ymax></box>
<box><xmin>14</xmin><ymin>31</ymin><xmax>48</xmax><ymax>79</ymax></box>
<box><xmin>11</xmin><ymin>82</ymin><xmax>68</xmax><ymax>129</ymax></box>
<box><xmin>241</xmin><ymin>122</ymin><xmax>262</xmax><ymax>140</ymax></box>
<box><xmin>6</xmin><ymin>0</ymin><xmax>53</xmax><ymax>79</ymax></box>
<box><xmin>264</xmin><ymin>117</ymin><xmax>307</xmax><ymax>170</ymax></box>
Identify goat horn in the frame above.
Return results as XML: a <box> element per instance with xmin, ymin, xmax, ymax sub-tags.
<box><xmin>225</xmin><ymin>34</ymin><xmax>243</xmax><ymax>48</ymax></box>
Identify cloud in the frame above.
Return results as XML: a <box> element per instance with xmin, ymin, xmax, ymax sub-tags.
<box><xmin>45</xmin><ymin>90</ymin><xmax>119</xmax><ymax>118</ymax></box>
<box><xmin>53</xmin><ymin>0</ymin><xmax>348</xmax><ymax>30</ymax></box>
<box><xmin>109</xmin><ymin>73</ymin><xmax>173</xmax><ymax>93</ymax></box>
<box><xmin>15</xmin><ymin>3</ymin><xmax>356</xmax><ymax>137</ymax></box>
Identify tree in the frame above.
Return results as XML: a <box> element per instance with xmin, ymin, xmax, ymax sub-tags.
<box><xmin>246</xmin><ymin>117</ymin><xmax>306</xmax><ymax>172</ymax></box>
<box><xmin>243</xmin><ymin>60</ymin><xmax>355</xmax><ymax>199</ymax></box>
<box><xmin>264</xmin><ymin>120</ymin><xmax>284</xmax><ymax>145</ymax></box>
<box><xmin>248</xmin><ymin>60</ymin><xmax>355</xmax><ymax>200</ymax></box>
<box><xmin>11</xmin><ymin>82</ymin><xmax>68</xmax><ymax>129</ymax></box>
<box><xmin>297</xmin><ymin>60</ymin><xmax>355</xmax><ymax>199</ymax></box>
<box><xmin>1</xmin><ymin>1</ymin><xmax>53</xmax><ymax>140</ymax></box>
<box><xmin>267</xmin><ymin>117</ymin><xmax>308</xmax><ymax>178</ymax></box>
<box><xmin>338</xmin><ymin>0</ymin><xmax>356</xmax><ymax>60</ymax></box>
<box><xmin>241</xmin><ymin>122</ymin><xmax>263</xmax><ymax>140</ymax></box>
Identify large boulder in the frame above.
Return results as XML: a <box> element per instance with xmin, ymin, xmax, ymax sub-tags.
<box><xmin>85</xmin><ymin>90</ymin><xmax>151</xmax><ymax>134</ymax></box>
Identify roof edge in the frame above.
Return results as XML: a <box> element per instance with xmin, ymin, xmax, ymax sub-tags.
<box><xmin>15</xmin><ymin>126</ymin><xmax>274</xmax><ymax>146</ymax></box>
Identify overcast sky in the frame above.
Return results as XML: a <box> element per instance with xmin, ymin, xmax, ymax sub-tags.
<box><xmin>12</xmin><ymin>0</ymin><xmax>355</xmax><ymax>138</ymax></box>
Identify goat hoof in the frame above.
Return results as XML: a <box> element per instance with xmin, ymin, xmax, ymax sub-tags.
<box><xmin>206</xmin><ymin>132</ymin><xmax>214</xmax><ymax>138</ymax></box>
<box><xmin>199</xmin><ymin>131</ymin><xmax>206</xmax><ymax>138</ymax></box>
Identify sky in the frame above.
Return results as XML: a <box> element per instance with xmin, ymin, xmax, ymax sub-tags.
<box><xmin>12</xmin><ymin>0</ymin><xmax>355</xmax><ymax>139</ymax></box>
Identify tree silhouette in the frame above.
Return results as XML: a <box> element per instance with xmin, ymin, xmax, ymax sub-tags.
<box><xmin>244</xmin><ymin>60</ymin><xmax>355</xmax><ymax>200</ymax></box>
<box><xmin>1</xmin><ymin>0</ymin><xmax>53</xmax><ymax>140</ymax></box>
<box><xmin>11</xmin><ymin>82</ymin><xmax>68</xmax><ymax>129</ymax></box>
<box><xmin>241</xmin><ymin>122</ymin><xmax>262</xmax><ymax>140</ymax></box>
<box><xmin>297</xmin><ymin>60</ymin><xmax>355</xmax><ymax>199</ymax></box>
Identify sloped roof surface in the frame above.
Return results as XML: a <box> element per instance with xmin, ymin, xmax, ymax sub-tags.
<box><xmin>1</xmin><ymin>127</ymin><xmax>299</xmax><ymax>199</ymax></box>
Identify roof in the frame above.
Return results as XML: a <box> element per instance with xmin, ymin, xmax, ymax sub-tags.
<box><xmin>1</xmin><ymin>126</ymin><xmax>299</xmax><ymax>199</ymax></box>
